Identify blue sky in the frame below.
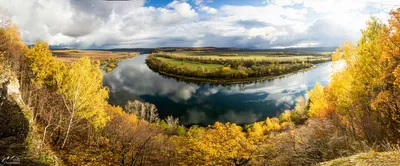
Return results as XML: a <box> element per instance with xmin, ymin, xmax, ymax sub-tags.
<box><xmin>1</xmin><ymin>0</ymin><xmax>398</xmax><ymax>48</ymax></box>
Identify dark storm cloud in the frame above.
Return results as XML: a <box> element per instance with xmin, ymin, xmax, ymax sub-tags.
<box><xmin>70</xmin><ymin>0</ymin><xmax>112</xmax><ymax>19</ymax></box>
<box><xmin>60</xmin><ymin>0</ymin><xmax>145</xmax><ymax>38</ymax></box>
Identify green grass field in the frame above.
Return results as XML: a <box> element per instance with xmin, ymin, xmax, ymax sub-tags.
<box><xmin>155</xmin><ymin>51</ymin><xmax>331</xmax><ymax>63</ymax></box>
<box><xmin>157</xmin><ymin>57</ymin><xmax>223</xmax><ymax>71</ymax></box>
<box><xmin>170</xmin><ymin>51</ymin><xmax>332</xmax><ymax>56</ymax></box>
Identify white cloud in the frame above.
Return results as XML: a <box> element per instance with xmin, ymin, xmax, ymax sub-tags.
<box><xmin>199</xmin><ymin>6</ymin><xmax>218</xmax><ymax>14</ymax></box>
<box><xmin>0</xmin><ymin>0</ymin><xmax>397</xmax><ymax>48</ymax></box>
<box><xmin>194</xmin><ymin>0</ymin><xmax>213</xmax><ymax>6</ymax></box>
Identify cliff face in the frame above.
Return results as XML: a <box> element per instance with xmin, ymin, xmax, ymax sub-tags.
<box><xmin>0</xmin><ymin>71</ymin><xmax>61</xmax><ymax>165</ymax></box>
<box><xmin>0</xmin><ymin>71</ymin><xmax>29</xmax><ymax>163</ymax></box>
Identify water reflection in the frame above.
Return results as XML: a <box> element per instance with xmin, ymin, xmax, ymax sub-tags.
<box><xmin>103</xmin><ymin>54</ymin><xmax>337</xmax><ymax>126</ymax></box>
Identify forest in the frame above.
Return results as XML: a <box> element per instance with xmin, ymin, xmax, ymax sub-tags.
<box><xmin>0</xmin><ymin>8</ymin><xmax>400</xmax><ymax>166</ymax></box>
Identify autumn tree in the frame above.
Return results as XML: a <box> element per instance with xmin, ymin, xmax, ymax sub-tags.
<box><xmin>0</xmin><ymin>23</ymin><xmax>27</xmax><ymax>70</ymax></box>
<box><xmin>308</xmin><ymin>12</ymin><xmax>400</xmax><ymax>143</ymax></box>
<box><xmin>56</xmin><ymin>57</ymin><xmax>109</xmax><ymax>148</ymax></box>
<box><xmin>372</xmin><ymin>8</ymin><xmax>400</xmax><ymax>141</ymax></box>
<box><xmin>173</xmin><ymin>122</ymin><xmax>257</xmax><ymax>165</ymax></box>
<box><xmin>25</xmin><ymin>41</ymin><xmax>65</xmax><ymax>87</ymax></box>
<box><xmin>308</xmin><ymin>82</ymin><xmax>330</xmax><ymax>119</ymax></box>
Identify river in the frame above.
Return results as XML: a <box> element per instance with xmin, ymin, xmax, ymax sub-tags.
<box><xmin>103</xmin><ymin>54</ymin><xmax>342</xmax><ymax>126</ymax></box>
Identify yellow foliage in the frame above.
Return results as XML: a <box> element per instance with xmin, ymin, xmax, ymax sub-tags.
<box><xmin>26</xmin><ymin>41</ymin><xmax>65</xmax><ymax>87</ymax></box>
<box><xmin>57</xmin><ymin>57</ymin><xmax>110</xmax><ymax>129</ymax></box>
<box><xmin>265</xmin><ymin>117</ymin><xmax>281</xmax><ymax>131</ymax></box>
<box><xmin>307</xmin><ymin>12</ymin><xmax>400</xmax><ymax>141</ymax></box>
<box><xmin>221</xmin><ymin>66</ymin><xmax>231</xmax><ymax>72</ymax></box>
<box><xmin>106</xmin><ymin>105</ymin><xmax>124</xmax><ymax>120</ymax></box>
<box><xmin>248</xmin><ymin>122</ymin><xmax>264</xmax><ymax>139</ymax></box>
<box><xmin>331</xmin><ymin>49</ymin><xmax>342</xmax><ymax>62</ymax></box>
<box><xmin>0</xmin><ymin>24</ymin><xmax>27</xmax><ymax>53</ymax></box>
<box><xmin>280</xmin><ymin>110</ymin><xmax>292</xmax><ymax>122</ymax></box>
<box><xmin>174</xmin><ymin>122</ymin><xmax>256</xmax><ymax>165</ymax></box>
<box><xmin>308</xmin><ymin>82</ymin><xmax>329</xmax><ymax>118</ymax></box>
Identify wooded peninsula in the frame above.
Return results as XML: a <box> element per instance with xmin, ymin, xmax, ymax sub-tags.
<box><xmin>146</xmin><ymin>51</ymin><xmax>331</xmax><ymax>83</ymax></box>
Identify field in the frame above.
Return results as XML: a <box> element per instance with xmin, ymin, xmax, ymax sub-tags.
<box><xmin>146</xmin><ymin>50</ymin><xmax>332</xmax><ymax>83</ymax></box>
<box><xmin>52</xmin><ymin>49</ymin><xmax>139</xmax><ymax>64</ymax></box>
<box><xmin>153</xmin><ymin>51</ymin><xmax>331</xmax><ymax>63</ymax></box>
<box><xmin>52</xmin><ymin>49</ymin><xmax>139</xmax><ymax>72</ymax></box>
<box><xmin>170</xmin><ymin>51</ymin><xmax>332</xmax><ymax>56</ymax></box>
<box><xmin>157</xmin><ymin>57</ymin><xmax>223</xmax><ymax>70</ymax></box>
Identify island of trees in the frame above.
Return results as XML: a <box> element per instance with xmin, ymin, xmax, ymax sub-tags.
<box><xmin>146</xmin><ymin>50</ymin><xmax>331</xmax><ymax>83</ymax></box>
<box><xmin>0</xmin><ymin>8</ymin><xmax>400</xmax><ymax>166</ymax></box>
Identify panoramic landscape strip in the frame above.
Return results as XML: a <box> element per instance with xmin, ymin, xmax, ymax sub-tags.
<box><xmin>1</xmin><ymin>0</ymin><xmax>400</xmax><ymax>165</ymax></box>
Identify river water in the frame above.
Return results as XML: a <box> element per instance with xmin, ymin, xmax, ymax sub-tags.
<box><xmin>103</xmin><ymin>54</ymin><xmax>341</xmax><ymax>126</ymax></box>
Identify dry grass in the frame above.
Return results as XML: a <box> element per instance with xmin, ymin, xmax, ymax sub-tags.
<box><xmin>319</xmin><ymin>151</ymin><xmax>400</xmax><ymax>166</ymax></box>
<box><xmin>52</xmin><ymin>49</ymin><xmax>138</xmax><ymax>64</ymax></box>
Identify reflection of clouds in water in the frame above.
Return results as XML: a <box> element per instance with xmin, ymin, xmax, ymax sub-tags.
<box><xmin>184</xmin><ymin>108</ymin><xmax>207</xmax><ymax>125</ymax></box>
<box><xmin>184</xmin><ymin>108</ymin><xmax>262</xmax><ymax>125</ymax></box>
<box><xmin>218</xmin><ymin>62</ymin><xmax>336</xmax><ymax>106</ymax></box>
<box><xmin>192</xmin><ymin>87</ymin><xmax>222</xmax><ymax>104</ymax></box>
<box><xmin>103</xmin><ymin>55</ymin><xmax>200</xmax><ymax>103</ymax></box>
<box><xmin>103</xmin><ymin>55</ymin><xmax>340</xmax><ymax>125</ymax></box>
<box><xmin>202</xmin><ymin>87</ymin><xmax>219</xmax><ymax>96</ymax></box>
<box><xmin>217</xmin><ymin>110</ymin><xmax>261</xmax><ymax>124</ymax></box>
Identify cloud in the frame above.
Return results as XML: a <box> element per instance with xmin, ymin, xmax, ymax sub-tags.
<box><xmin>217</xmin><ymin>110</ymin><xmax>261</xmax><ymax>124</ymax></box>
<box><xmin>103</xmin><ymin>55</ymin><xmax>200</xmax><ymax>103</ymax></box>
<box><xmin>0</xmin><ymin>0</ymin><xmax>397</xmax><ymax>48</ymax></box>
<box><xmin>193</xmin><ymin>0</ymin><xmax>218</xmax><ymax>14</ymax></box>
<box><xmin>185</xmin><ymin>108</ymin><xmax>208</xmax><ymax>124</ymax></box>
<box><xmin>199</xmin><ymin>6</ymin><xmax>218</xmax><ymax>14</ymax></box>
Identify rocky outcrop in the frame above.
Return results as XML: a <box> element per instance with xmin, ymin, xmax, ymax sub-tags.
<box><xmin>0</xmin><ymin>73</ymin><xmax>24</xmax><ymax>107</ymax></box>
<box><xmin>0</xmin><ymin>70</ymin><xmax>62</xmax><ymax>165</ymax></box>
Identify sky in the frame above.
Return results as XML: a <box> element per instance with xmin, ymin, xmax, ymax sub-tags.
<box><xmin>0</xmin><ymin>0</ymin><xmax>399</xmax><ymax>49</ymax></box>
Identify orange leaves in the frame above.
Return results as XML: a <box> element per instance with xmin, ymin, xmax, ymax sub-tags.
<box><xmin>380</xmin><ymin>8</ymin><xmax>400</xmax><ymax>66</ymax></box>
<box><xmin>308</xmin><ymin>8</ymin><xmax>400</xmax><ymax>141</ymax></box>
<box><xmin>0</xmin><ymin>24</ymin><xmax>27</xmax><ymax>54</ymax></box>
<box><xmin>370</xmin><ymin>91</ymin><xmax>390</xmax><ymax>111</ymax></box>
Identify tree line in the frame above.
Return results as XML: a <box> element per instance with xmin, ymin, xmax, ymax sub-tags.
<box><xmin>151</xmin><ymin>52</ymin><xmax>330</xmax><ymax>67</ymax></box>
